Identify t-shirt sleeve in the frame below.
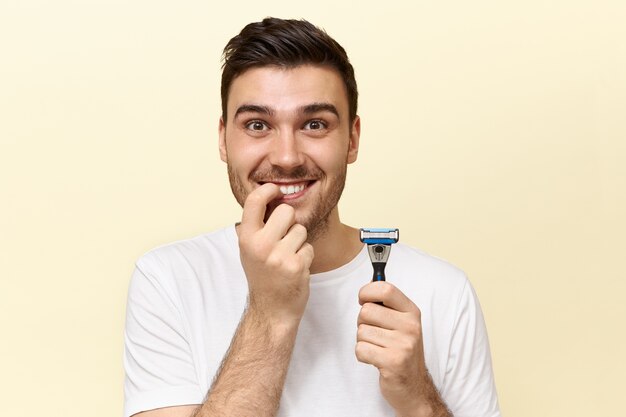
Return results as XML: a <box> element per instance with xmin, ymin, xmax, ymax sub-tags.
<box><xmin>123</xmin><ymin>262</ymin><xmax>204</xmax><ymax>417</ymax></box>
<box><xmin>440</xmin><ymin>279</ymin><xmax>501</xmax><ymax>417</ymax></box>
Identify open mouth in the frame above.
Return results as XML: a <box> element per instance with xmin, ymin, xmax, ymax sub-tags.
<box><xmin>278</xmin><ymin>182</ymin><xmax>306</xmax><ymax>195</ymax></box>
<box><xmin>258</xmin><ymin>180</ymin><xmax>316</xmax><ymax>198</ymax></box>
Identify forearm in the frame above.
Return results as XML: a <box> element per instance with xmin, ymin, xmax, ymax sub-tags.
<box><xmin>193</xmin><ymin>306</ymin><xmax>299</xmax><ymax>417</ymax></box>
<box><xmin>395</xmin><ymin>371</ymin><xmax>452</xmax><ymax>417</ymax></box>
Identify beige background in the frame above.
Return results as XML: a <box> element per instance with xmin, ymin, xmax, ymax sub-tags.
<box><xmin>1</xmin><ymin>1</ymin><xmax>624</xmax><ymax>416</ymax></box>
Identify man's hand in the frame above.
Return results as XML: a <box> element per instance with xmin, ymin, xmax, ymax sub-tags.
<box><xmin>238</xmin><ymin>182</ymin><xmax>314</xmax><ymax>325</ymax></box>
<box><xmin>182</xmin><ymin>184</ymin><xmax>315</xmax><ymax>417</ymax></box>
<box><xmin>356</xmin><ymin>281</ymin><xmax>451</xmax><ymax>417</ymax></box>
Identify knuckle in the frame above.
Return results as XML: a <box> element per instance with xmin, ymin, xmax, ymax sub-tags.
<box><xmin>407</xmin><ymin>320</ymin><xmax>422</xmax><ymax>338</ymax></box>
<box><xmin>299</xmin><ymin>249</ymin><xmax>314</xmax><ymax>268</ymax></box>
<box><xmin>283</xmin><ymin>258</ymin><xmax>301</xmax><ymax>275</ymax></box>
<box><xmin>411</xmin><ymin>304</ymin><xmax>422</xmax><ymax>320</ymax></box>
<box><xmin>355</xmin><ymin>341</ymin><xmax>368</xmax><ymax>360</ymax></box>
<box><xmin>240</xmin><ymin>230</ymin><xmax>266</xmax><ymax>247</ymax></box>
<box><xmin>357</xmin><ymin>284</ymin><xmax>368</xmax><ymax>302</ymax></box>
<box><xmin>356</xmin><ymin>324</ymin><xmax>367</xmax><ymax>340</ymax></box>
<box><xmin>360</xmin><ymin>303</ymin><xmax>372</xmax><ymax>319</ymax></box>
<box><xmin>359</xmin><ymin>303</ymin><xmax>377</xmax><ymax>323</ymax></box>
<box><xmin>380</xmin><ymin>283</ymin><xmax>394</xmax><ymax>299</ymax></box>
<box><xmin>400</xmin><ymin>335</ymin><xmax>418</xmax><ymax>353</ymax></box>
<box><xmin>266</xmin><ymin>252</ymin><xmax>283</xmax><ymax>268</ymax></box>
<box><xmin>362</xmin><ymin>302</ymin><xmax>377</xmax><ymax>316</ymax></box>
<box><xmin>240</xmin><ymin>237</ymin><xmax>259</xmax><ymax>256</ymax></box>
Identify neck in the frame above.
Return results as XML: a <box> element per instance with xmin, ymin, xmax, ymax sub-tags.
<box><xmin>308</xmin><ymin>208</ymin><xmax>363</xmax><ymax>274</ymax></box>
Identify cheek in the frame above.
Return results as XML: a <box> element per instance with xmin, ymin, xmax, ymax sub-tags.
<box><xmin>309</xmin><ymin>143</ymin><xmax>350</xmax><ymax>172</ymax></box>
<box><xmin>227</xmin><ymin>142</ymin><xmax>267</xmax><ymax>172</ymax></box>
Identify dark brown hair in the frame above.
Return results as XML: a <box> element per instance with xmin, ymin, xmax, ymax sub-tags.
<box><xmin>221</xmin><ymin>17</ymin><xmax>358</xmax><ymax>123</ymax></box>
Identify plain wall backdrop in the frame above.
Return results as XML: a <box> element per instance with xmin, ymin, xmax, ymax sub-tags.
<box><xmin>1</xmin><ymin>1</ymin><xmax>624</xmax><ymax>416</ymax></box>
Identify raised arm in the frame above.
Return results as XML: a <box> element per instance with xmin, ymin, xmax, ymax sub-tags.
<box><xmin>133</xmin><ymin>184</ymin><xmax>313</xmax><ymax>417</ymax></box>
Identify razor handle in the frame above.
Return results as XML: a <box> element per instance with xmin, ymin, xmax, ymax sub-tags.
<box><xmin>372</xmin><ymin>262</ymin><xmax>386</xmax><ymax>282</ymax></box>
<box><xmin>372</xmin><ymin>262</ymin><xmax>386</xmax><ymax>305</ymax></box>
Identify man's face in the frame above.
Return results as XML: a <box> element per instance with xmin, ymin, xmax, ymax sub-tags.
<box><xmin>219</xmin><ymin>65</ymin><xmax>360</xmax><ymax>241</ymax></box>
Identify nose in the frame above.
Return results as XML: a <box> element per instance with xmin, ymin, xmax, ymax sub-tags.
<box><xmin>267</xmin><ymin>129</ymin><xmax>305</xmax><ymax>170</ymax></box>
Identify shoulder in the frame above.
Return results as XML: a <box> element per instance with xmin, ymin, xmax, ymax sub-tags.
<box><xmin>127</xmin><ymin>225</ymin><xmax>241</xmax><ymax>310</ymax></box>
<box><xmin>131</xmin><ymin>226</ymin><xmax>239</xmax><ymax>294</ymax></box>
<box><xmin>389</xmin><ymin>243</ymin><xmax>468</xmax><ymax>288</ymax></box>
<box><xmin>135</xmin><ymin>226</ymin><xmax>237</xmax><ymax>273</ymax></box>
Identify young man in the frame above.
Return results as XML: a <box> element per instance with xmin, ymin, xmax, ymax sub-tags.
<box><xmin>124</xmin><ymin>18</ymin><xmax>501</xmax><ymax>417</ymax></box>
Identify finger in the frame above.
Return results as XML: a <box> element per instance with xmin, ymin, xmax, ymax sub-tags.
<box><xmin>357</xmin><ymin>301</ymin><xmax>400</xmax><ymax>330</ymax></box>
<box><xmin>296</xmin><ymin>242</ymin><xmax>315</xmax><ymax>268</ymax></box>
<box><xmin>355</xmin><ymin>340</ymin><xmax>386</xmax><ymax>369</ymax></box>
<box><xmin>240</xmin><ymin>183</ymin><xmax>282</xmax><ymax>234</ymax></box>
<box><xmin>263</xmin><ymin>204</ymin><xmax>297</xmax><ymax>242</ymax></box>
<box><xmin>275</xmin><ymin>223</ymin><xmax>308</xmax><ymax>254</ymax></box>
<box><xmin>358</xmin><ymin>281</ymin><xmax>417</xmax><ymax>313</ymax></box>
<box><xmin>356</xmin><ymin>323</ymin><xmax>396</xmax><ymax>349</ymax></box>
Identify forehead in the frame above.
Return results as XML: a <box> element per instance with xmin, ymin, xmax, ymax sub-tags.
<box><xmin>226</xmin><ymin>65</ymin><xmax>349</xmax><ymax>119</ymax></box>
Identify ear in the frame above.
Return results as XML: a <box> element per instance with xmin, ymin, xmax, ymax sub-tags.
<box><xmin>346</xmin><ymin>115</ymin><xmax>361</xmax><ymax>164</ymax></box>
<box><xmin>218</xmin><ymin>116</ymin><xmax>227</xmax><ymax>162</ymax></box>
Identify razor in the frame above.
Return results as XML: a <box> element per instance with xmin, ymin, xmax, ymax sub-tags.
<box><xmin>359</xmin><ymin>228</ymin><xmax>399</xmax><ymax>282</ymax></box>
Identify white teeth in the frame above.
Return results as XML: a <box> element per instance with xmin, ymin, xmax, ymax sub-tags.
<box><xmin>279</xmin><ymin>183</ymin><xmax>305</xmax><ymax>195</ymax></box>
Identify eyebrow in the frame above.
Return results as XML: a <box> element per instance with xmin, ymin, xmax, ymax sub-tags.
<box><xmin>234</xmin><ymin>104</ymin><xmax>274</xmax><ymax>118</ymax></box>
<box><xmin>233</xmin><ymin>102</ymin><xmax>340</xmax><ymax>119</ymax></box>
<box><xmin>300</xmin><ymin>102</ymin><xmax>339</xmax><ymax>118</ymax></box>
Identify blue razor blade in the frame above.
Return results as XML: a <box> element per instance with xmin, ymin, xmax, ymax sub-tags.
<box><xmin>359</xmin><ymin>228</ymin><xmax>399</xmax><ymax>245</ymax></box>
<box><xmin>362</xmin><ymin>238</ymin><xmax>397</xmax><ymax>244</ymax></box>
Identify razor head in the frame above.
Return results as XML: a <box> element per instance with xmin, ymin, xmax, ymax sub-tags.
<box><xmin>359</xmin><ymin>228</ymin><xmax>399</xmax><ymax>245</ymax></box>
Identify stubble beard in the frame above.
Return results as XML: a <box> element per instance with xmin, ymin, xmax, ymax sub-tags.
<box><xmin>227</xmin><ymin>163</ymin><xmax>347</xmax><ymax>243</ymax></box>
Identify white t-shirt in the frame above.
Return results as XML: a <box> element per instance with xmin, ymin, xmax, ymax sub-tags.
<box><xmin>124</xmin><ymin>226</ymin><xmax>501</xmax><ymax>417</ymax></box>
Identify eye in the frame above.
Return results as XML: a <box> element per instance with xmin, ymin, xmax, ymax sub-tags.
<box><xmin>303</xmin><ymin>120</ymin><xmax>327</xmax><ymax>130</ymax></box>
<box><xmin>245</xmin><ymin>120</ymin><xmax>269</xmax><ymax>131</ymax></box>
